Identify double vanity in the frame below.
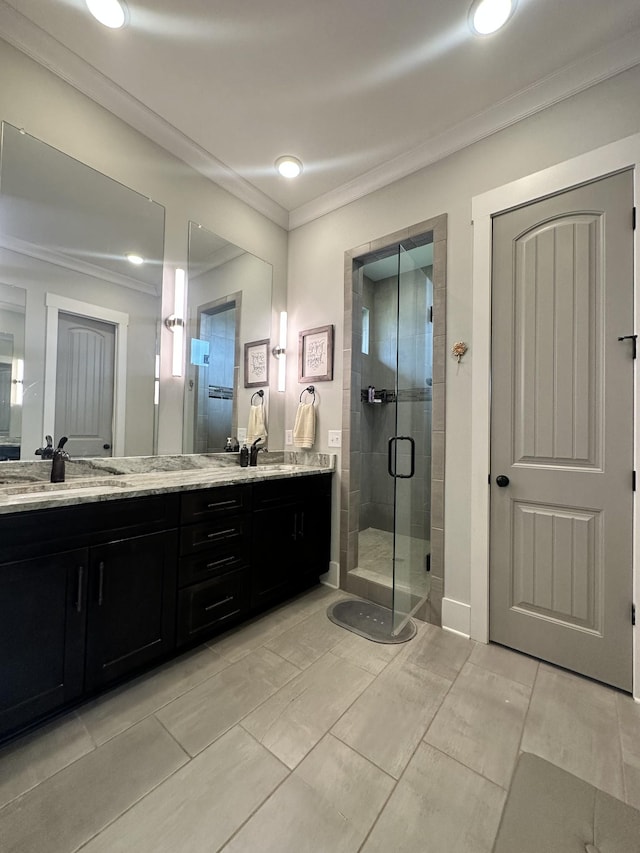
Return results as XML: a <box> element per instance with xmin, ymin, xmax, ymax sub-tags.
<box><xmin>0</xmin><ymin>453</ymin><xmax>333</xmax><ymax>743</ymax></box>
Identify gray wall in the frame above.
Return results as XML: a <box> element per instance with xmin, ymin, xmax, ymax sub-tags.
<box><xmin>286</xmin><ymin>63</ymin><xmax>640</xmax><ymax>605</ymax></box>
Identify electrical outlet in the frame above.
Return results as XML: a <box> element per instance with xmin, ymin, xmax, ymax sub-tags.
<box><xmin>328</xmin><ymin>430</ymin><xmax>342</xmax><ymax>448</ymax></box>
<box><xmin>285</xmin><ymin>429</ymin><xmax>293</xmax><ymax>445</ymax></box>
<box><xmin>237</xmin><ymin>428</ymin><xmax>247</xmax><ymax>444</ymax></box>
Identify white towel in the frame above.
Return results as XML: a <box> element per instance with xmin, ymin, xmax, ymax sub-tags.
<box><xmin>293</xmin><ymin>402</ymin><xmax>315</xmax><ymax>449</ymax></box>
<box><xmin>246</xmin><ymin>404</ymin><xmax>267</xmax><ymax>446</ymax></box>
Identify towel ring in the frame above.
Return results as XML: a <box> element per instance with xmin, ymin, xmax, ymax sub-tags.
<box><xmin>251</xmin><ymin>390</ymin><xmax>264</xmax><ymax>405</ymax></box>
<box><xmin>299</xmin><ymin>385</ymin><xmax>315</xmax><ymax>403</ymax></box>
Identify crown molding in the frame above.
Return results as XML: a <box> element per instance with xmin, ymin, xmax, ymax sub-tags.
<box><xmin>0</xmin><ymin>233</ymin><xmax>160</xmax><ymax>297</ymax></box>
<box><xmin>0</xmin><ymin>3</ymin><xmax>289</xmax><ymax>230</ymax></box>
<box><xmin>1</xmin><ymin>3</ymin><xmax>639</xmax><ymax>233</ymax></box>
<box><xmin>288</xmin><ymin>27</ymin><xmax>640</xmax><ymax>230</ymax></box>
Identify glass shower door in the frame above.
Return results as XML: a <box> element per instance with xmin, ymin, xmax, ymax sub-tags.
<box><xmin>390</xmin><ymin>242</ymin><xmax>433</xmax><ymax>633</ymax></box>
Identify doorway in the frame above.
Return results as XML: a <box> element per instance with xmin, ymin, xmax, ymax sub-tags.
<box><xmin>55</xmin><ymin>312</ymin><xmax>116</xmax><ymax>458</ymax></box>
<box><xmin>470</xmin><ymin>135</ymin><xmax>640</xmax><ymax>698</ymax></box>
<box><xmin>490</xmin><ymin>170</ymin><xmax>634</xmax><ymax>691</ymax></box>
<box><xmin>341</xmin><ymin>214</ymin><xmax>448</xmax><ymax>627</ymax></box>
<box><xmin>192</xmin><ymin>299</ymin><xmax>239</xmax><ymax>454</ymax></box>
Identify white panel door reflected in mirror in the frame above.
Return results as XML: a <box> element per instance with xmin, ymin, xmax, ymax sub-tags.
<box><xmin>0</xmin><ymin>122</ymin><xmax>165</xmax><ymax>460</ymax></box>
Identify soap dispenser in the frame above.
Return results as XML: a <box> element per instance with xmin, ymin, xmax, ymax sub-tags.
<box><xmin>239</xmin><ymin>444</ymin><xmax>249</xmax><ymax>467</ymax></box>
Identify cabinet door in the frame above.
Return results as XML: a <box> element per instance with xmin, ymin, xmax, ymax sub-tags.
<box><xmin>0</xmin><ymin>549</ymin><xmax>87</xmax><ymax>737</ymax></box>
<box><xmin>295</xmin><ymin>479</ymin><xmax>332</xmax><ymax>589</ymax></box>
<box><xmin>251</xmin><ymin>504</ymin><xmax>298</xmax><ymax>608</ymax></box>
<box><xmin>84</xmin><ymin>530</ymin><xmax>177</xmax><ymax>691</ymax></box>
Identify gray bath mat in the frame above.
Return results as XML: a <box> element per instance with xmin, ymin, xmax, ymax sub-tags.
<box><xmin>327</xmin><ymin>599</ymin><xmax>416</xmax><ymax>644</ymax></box>
<box><xmin>493</xmin><ymin>752</ymin><xmax>640</xmax><ymax>853</ymax></box>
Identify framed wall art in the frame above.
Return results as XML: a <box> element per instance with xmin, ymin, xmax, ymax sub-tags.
<box><xmin>244</xmin><ymin>338</ymin><xmax>269</xmax><ymax>387</ymax></box>
<box><xmin>298</xmin><ymin>324</ymin><xmax>334</xmax><ymax>382</ymax></box>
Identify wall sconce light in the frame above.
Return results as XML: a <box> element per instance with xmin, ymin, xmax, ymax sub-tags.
<box><xmin>12</xmin><ymin>358</ymin><xmax>24</xmax><ymax>406</ymax></box>
<box><xmin>165</xmin><ymin>267</ymin><xmax>186</xmax><ymax>377</ymax></box>
<box><xmin>272</xmin><ymin>310</ymin><xmax>287</xmax><ymax>392</ymax></box>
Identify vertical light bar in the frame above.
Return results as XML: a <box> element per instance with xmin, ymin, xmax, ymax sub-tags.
<box><xmin>277</xmin><ymin>310</ymin><xmax>287</xmax><ymax>392</ymax></box>
<box><xmin>172</xmin><ymin>267</ymin><xmax>186</xmax><ymax>377</ymax></box>
<box><xmin>13</xmin><ymin>358</ymin><xmax>24</xmax><ymax>405</ymax></box>
<box><xmin>153</xmin><ymin>353</ymin><xmax>160</xmax><ymax>404</ymax></box>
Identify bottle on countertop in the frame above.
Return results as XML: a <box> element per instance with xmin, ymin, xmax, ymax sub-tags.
<box><xmin>225</xmin><ymin>437</ymin><xmax>233</xmax><ymax>452</ymax></box>
<box><xmin>239</xmin><ymin>444</ymin><xmax>249</xmax><ymax>467</ymax></box>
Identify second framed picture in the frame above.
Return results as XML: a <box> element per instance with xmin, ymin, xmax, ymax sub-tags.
<box><xmin>244</xmin><ymin>339</ymin><xmax>269</xmax><ymax>387</ymax></box>
<box><xmin>298</xmin><ymin>324</ymin><xmax>334</xmax><ymax>382</ymax></box>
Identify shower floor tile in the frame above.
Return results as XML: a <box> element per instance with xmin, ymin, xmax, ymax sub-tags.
<box><xmin>353</xmin><ymin>527</ymin><xmax>430</xmax><ymax>598</ymax></box>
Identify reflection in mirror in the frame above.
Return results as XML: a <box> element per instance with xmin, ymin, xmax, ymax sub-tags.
<box><xmin>0</xmin><ymin>122</ymin><xmax>165</xmax><ymax>460</ymax></box>
<box><xmin>185</xmin><ymin>223</ymin><xmax>272</xmax><ymax>453</ymax></box>
<box><xmin>0</xmin><ymin>283</ymin><xmax>25</xmax><ymax>460</ymax></box>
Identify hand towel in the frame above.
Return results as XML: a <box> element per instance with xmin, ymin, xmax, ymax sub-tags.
<box><xmin>293</xmin><ymin>401</ymin><xmax>315</xmax><ymax>449</ymax></box>
<box><xmin>247</xmin><ymin>404</ymin><xmax>267</xmax><ymax>446</ymax></box>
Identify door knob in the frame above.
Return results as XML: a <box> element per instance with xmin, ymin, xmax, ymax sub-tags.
<box><xmin>496</xmin><ymin>475</ymin><xmax>510</xmax><ymax>487</ymax></box>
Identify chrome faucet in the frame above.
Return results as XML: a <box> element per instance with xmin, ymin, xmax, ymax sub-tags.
<box><xmin>249</xmin><ymin>437</ymin><xmax>266</xmax><ymax>467</ymax></box>
<box><xmin>50</xmin><ymin>437</ymin><xmax>70</xmax><ymax>483</ymax></box>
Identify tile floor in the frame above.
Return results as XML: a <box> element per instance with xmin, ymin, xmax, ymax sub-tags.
<box><xmin>1</xmin><ymin>584</ymin><xmax>639</xmax><ymax>852</ymax></box>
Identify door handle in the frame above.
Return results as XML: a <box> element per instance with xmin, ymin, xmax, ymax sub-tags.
<box><xmin>76</xmin><ymin>565</ymin><xmax>84</xmax><ymax>613</ymax></box>
<box><xmin>388</xmin><ymin>436</ymin><xmax>416</xmax><ymax>479</ymax></box>
<box><xmin>496</xmin><ymin>475</ymin><xmax>510</xmax><ymax>487</ymax></box>
<box><xmin>98</xmin><ymin>560</ymin><xmax>105</xmax><ymax>606</ymax></box>
<box><xmin>617</xmin><ymin>334</ymin><xmax>637</xmax><ymax>359</ymax></box>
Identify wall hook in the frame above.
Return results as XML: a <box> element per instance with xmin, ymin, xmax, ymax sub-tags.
<box><xmin>451</xmin><ymin>341</ymin><xmax>468</xmax><ymax>363</ymax></box>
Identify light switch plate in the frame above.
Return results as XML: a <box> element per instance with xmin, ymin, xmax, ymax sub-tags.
<box><xmin>328</xmin><ymin>430</ymin><xmax>342</xmax><ymax>447</ymax></box>
<box><xmin>285</xmin><ymin>429</ymin><xmax>293</xmax><ymax>445</ymax></box>
<box><xmin>237</xmin><ymin>428</ymin><xmax>247</xmax><ymax>443</ymax></box>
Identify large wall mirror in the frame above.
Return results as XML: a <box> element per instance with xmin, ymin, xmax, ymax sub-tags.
<box><xmin>185</xmin><ymin>222</ymin><xmax>273</xmax><ymax>453</ymax></box>
<box><xmin>0</xmin><ymin>122</ymin><xmax>165</xmax><ymax>461</ymax></box>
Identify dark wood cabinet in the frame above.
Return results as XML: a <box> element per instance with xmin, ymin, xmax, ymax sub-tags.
<box><xmin>0</xmin><ymin>472</ymin><xmax>332</xmax><ymax>742</ymax></box>
<box><xmin>251</xmin><ymin>474</ymin><xmax>331</xmax><ymax>609</ymax></box>
<box><xmin>0</xmin><ymin>549</ymin><xmax>87</xmax><ymax>735</ymax></box>
<box><xmin>0</xmin><ymin>494</ymin><xmax>179</xmax><ymax>739</ymax></box>
<box><xmin>84</xmin><ymin>531</ymin><xmax>178</xmax><ymax>691</ymax></box>
<box><xmin>177</xmin><ymin>485</ymin><xmax>251</xmax><ymax>646</ymax></box>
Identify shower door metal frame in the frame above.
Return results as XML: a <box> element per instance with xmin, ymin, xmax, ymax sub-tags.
<box><xmin>340</xmin><ymin>214</ymin><xmax>448</xmax><ymax>627</ymax></box>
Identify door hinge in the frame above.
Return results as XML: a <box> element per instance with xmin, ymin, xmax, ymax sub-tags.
<box><xmin>633</xmin><ymin>207</ymin><xmax>637</xmax><ymax>231</ymax></box>
<box><xmin>633</xmin><ymin>471</ymin><xmax>637</xmax><ymax>491</ymax></box>
<box><xmin>488</xmin><ymin>474</ymin><xmax>491</xmax><ymax>485</ymax></box>
<box><xmin>633</xmin><ymin>603</ymin><xmax>636</xmax><ymax>626</ymax></box>
<box><xmin>429</xmin><ymin>305</ymin><xmax>433</xmax><ymax>323</ymax></box>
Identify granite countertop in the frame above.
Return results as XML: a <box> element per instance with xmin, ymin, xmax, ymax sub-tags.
<box><xmin>0</xmin><ymin>451</ymin><xmax>335</xmax><ymax>515</ymax></box>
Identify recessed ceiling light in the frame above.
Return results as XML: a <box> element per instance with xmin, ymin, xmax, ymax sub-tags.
<box><xmin>86</xmin><ymin>0</ymin><xmax>128</xmax><ymax>29</ymax></box>
<box><xmin>469</xmin><ymin>0</ymin><xmax>516</xmax><ymax>35</ymax></box>
<box><xmin>275</xmin><ymin>156</ymin><xmax>303</xmax><ymax>178</ymax></box>
<box><xmin>126</xmin><ymin>252</ymin><xmax>144</xmax><ymax>266</ymax></box>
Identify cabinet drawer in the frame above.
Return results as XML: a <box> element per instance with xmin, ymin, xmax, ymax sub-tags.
<box><xmin>178</xmin><ymin>546</ymin><xmax>248</xmax><ymax>588</ymax></box>
<box><xmin>252</xmin><ymin>473</ymin><xmax>332</xmax><ymax>510</ymax></box>
<box><xmin>177</xmin><ymin>570</ymin><xmax>249</xmax><ymax>645</ymax></box>
<box><xmin>180</xmin><ymin>514</ymin><xmax>250</xmax><ymax>556</ymax></box>
<box><xmin>181</xmin><ymin>485</ymin><xmax>251</xmax><ymax>523</ymax></box>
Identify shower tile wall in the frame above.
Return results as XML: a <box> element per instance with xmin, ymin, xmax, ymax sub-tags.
<box><xmin>194</xmin><ymin>307</ymin><xmax>235</xmax><ymax>453</ymax></box>
<box><xmin>360</xmin><ymin>268</ymin><xmax>433</xmax><ymax>539</ymax></box>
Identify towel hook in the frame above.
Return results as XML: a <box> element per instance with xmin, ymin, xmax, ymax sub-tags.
<box><xmin>251</xmin><ymin>389</ymin><xmax>264</xmax><ymax>405</ymax></box>
<box><xmin>299</xmin><ymin>385</ymin><xmax>315</xmax><ymax>403</ymax></box>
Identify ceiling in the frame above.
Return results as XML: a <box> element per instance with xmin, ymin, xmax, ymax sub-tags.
<box><xmin>1</xmin><ymin>0</ymin><xmax>640</xmax><ymax>229</ymax></box>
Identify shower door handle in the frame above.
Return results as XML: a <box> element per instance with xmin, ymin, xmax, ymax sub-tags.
<box><xmin>387</xmin><ymin>436</ymin><xmax>415</xmax><ymax>479</ymax></box>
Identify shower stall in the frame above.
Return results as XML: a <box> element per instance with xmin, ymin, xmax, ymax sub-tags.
<box><xmin>342</xmin><ymin>218</ymin><xmax>446</xmax><ymax>633</ymax></box>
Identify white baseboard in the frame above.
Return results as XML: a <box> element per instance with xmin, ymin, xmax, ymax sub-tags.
<box><xmin>320</xmin><ymin>561</ymin><xmax>339</xmax><ymax>588</ymax></box>
<box><xmin>442</xmin><ymin>597</ymin><xmax>471</xmax><ymax>638</ymax></box>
